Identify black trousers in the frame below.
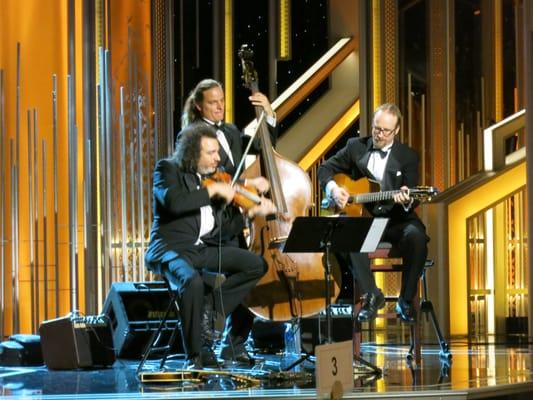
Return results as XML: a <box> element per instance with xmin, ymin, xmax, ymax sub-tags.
<box><xmin>163</xmin><ymin>244</ymin><xmax>267</xmax><ymax>357</ymax></box>
<box><xmin>348</xmin><ymin>219</ymin><xmax>429</xmax><ymax>302</ymax></box>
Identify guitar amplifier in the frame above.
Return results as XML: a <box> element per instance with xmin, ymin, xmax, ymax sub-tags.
<box><xmin>39</xmin><ymin>313</ymin><xmax>116</xmax><ymax>369</ymax></box>
<box><xmin>102</xmin><ymin>281</ymin><xmax>183</xmax><ymax>359</ymax></box>
<box><xmin>300</xmin><ymin>304</ymin><xmax>354</xmax><ymax>354</ymax></box>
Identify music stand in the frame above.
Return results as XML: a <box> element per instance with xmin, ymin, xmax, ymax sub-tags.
<box><xmin>282</xmin><ymin>216</ymin><xmax>388</xmax><ymax>375</ymax></box>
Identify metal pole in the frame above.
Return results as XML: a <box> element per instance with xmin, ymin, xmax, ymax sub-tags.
<box><xmin>98</xmin><ymin>46</ymin><xmax>106</xmax><ymax>299</ymax></box>
<box><xmin>104</xmin><ymin>49</ymin><xmax>113</xmax><ymax>287</ymax></box>
<box><xmin>98</xmin><ymin>49</ymin><xmax>108</xmax><ymax>289</ymax></box>
<box><xmin>137</xmin><ymin>94</ymin><xmax>145</xmax><ymax>277</ymax></box>
<box><xmin>119</xmin><ymin>87</ymin><xmax>128</xmax><ymax>282</ymax></box>
<box><xmin>13</xmin><ymin>43</ymin><xmax>21</xmax><ymax>333</ymax></box>
<box><xmin>42</xmin><ymin>139</ymin><xmax>48</xmax><ymax>320</ymax></box>
<box><xmin>144</xmin><ymin>72</ymin><xmax>153</xmax><ymax>247</ymax></box>
<box><xmin>52</xmin><ymin>74</ymin><xmax>60</xmax><ymax>317</ymax></box>
<box><xmin>27</xmin><ymin>110</ymin><xmax>35</xmax><ymax>332</ymax></box>
<box><xmin>68</xmin><ymin>75</ymin><xmax>78</xmax><ymax>312</ymax></box>
<box><xmin>10</xmin><ymin>140</ymin><xmax>19</xmax><ymax>333</ymax></box>
<box><xmin>129</xmin><ymin>142</ymin><xmax>137</xmax><ymax>280</ymax></box>
<box><xmin>33</xmin><ymin>109</ymin><xmax>40</xmax><ymax>329</ymax></box>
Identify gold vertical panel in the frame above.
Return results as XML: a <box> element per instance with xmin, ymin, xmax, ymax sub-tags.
<box><xmin>504</xmin><ymin>192</ymin><xmax>528</xmax><ymax>318</ymax></box>
<box><xmin>95</xmin><ymin>0</ymin><xmax>106</xmax><ymax>51</ymax></box>
<box><xmin>494</xmin><ymin>0</ymin><xmax>503</xmax><ymax>121</ymax></box>
<box><xmin>428</xmin><ymin>0</ymin><xmax>449</xmax><ymax>190</ymax></box>
<box><xmin>372</xmin><ymin>0</ymin><xmax>382</xmax><ymax>110</ymax></box>
<box><xmin>468</xmin><ymin>213</ymin><xmax>488</xmax><ymax>336</ymax></box>
<box><xmin>278</xmin><ymin>0</ymin><xmax>291</xmax><ymax>60</ymax></box>
<box><xmin>448</xmin><ymin>162</ymin><xmax>526</xmax><ymax>335</ymax></box>
<box><xmin>0</xmin><ymin>0</ymin><xmax>82</xmax><ymax>333</ymax></box>
<box><xmin>383</xmin><ymin>0</ymin><xmax>396</xmax><ymax>103</ymax></box>
<box><xmin>224</xmin><ymin>0</ymin><xmax>234</xmax><ymax>123</ymax></box>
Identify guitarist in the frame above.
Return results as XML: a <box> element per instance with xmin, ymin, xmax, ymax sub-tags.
<box><xmin>317</xmin><ymin>103</ymin><xmax>429</xmax><ymax>324</ymax></box>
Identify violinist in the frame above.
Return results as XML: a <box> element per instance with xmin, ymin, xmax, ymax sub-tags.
<box><xmin>178</xmin><ymin>79</ymin><xmax>277</xmax><ymax>366</ymax></box>
<box><xmin>144</xmin><ymin>124</ymin><xmax>276</xmax><ymax>369</ymax></box>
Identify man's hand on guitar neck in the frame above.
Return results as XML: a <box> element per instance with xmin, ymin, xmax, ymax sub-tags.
<box><xmin>393</xmin><ymin>186</ymin><xmax>414</xmax><ymax>211</ymax></box>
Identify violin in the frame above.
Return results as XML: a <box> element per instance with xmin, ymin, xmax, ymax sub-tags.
<box><xmin>202</xmin><ymin>170</ymin><xmax>262</xmax><ymax>211</ymax></box>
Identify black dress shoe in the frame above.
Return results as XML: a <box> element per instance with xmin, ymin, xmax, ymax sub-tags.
<box><xmin>396</xmin><ymin>297</ymin><xmax>416</xmax><ymax>324</ymax></box>
<box><xmin>220</xmin><ymin>349</ymin><xmax>255</xmax><ymax>367</ymax></box>
<box><xmin>357</xmin><ymin>290</ymin><xmax>386</xmax><ymax>323</ymax></box>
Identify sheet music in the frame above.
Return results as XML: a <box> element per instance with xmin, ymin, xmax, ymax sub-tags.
<box><xmin>360</xmin><ymin>218</ymin><xmax>388</xmax><ymax>252</ymax></box>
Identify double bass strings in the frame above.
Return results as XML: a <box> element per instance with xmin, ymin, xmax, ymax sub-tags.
<box><xmin>230</xmin><ymin>111</ymin><xmax>265</xmax><ymax>186</ymax></box>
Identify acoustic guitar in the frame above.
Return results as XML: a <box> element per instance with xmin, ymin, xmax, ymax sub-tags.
<box><xmin>322</xmin><ymin>173</ymin><xmax>439</xmax><ymax>216</ymax></box>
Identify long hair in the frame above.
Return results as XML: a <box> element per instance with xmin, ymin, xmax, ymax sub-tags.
<box><xmin>172</xmin><ymin>123</ymin><xmax>218</xmax><ymax>173</ymax></box>
<box><xmin>373</xmin><ymin>103</ymin><xmax>403</xmax><ymax>128</ymax></box>
<box><xmin>181</xmin><ymin>79</ymin><xmax>223</xmax><ymax>127</ymax></box>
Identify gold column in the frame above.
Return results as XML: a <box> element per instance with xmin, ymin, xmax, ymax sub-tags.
<box><xmin>428</xmin><ymin>0</ymin><xmax>452</xmax><ymax>190</ymax></box>
<box><xmin>493</xmin><ymin>0</ymin><xmax>503</xmax><ymax>121</ymax></box>
<box><xmin>383</xmin><ymin>0</ymin><xmax>396</xmax><ymax>103</ymax></box>
<box><xmin>371</xmin><ymin>0</ymin><xmax>382</xmax><ymax>110</ymax></box>
<box><xmin>0</xmin><ymin>0</ymin><xmax>85</xmax><ymax>333</ymax></box>
<box><xmin>278</xmin><ymin>0</ymin><xmax>291</xmax><ymax>60</ymax></box>
<box><xmin>224</xmin><ymin>0</ymin><xmax>234</xmax><ymax>123</ymax></box>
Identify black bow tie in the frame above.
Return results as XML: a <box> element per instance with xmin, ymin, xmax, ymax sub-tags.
<box><xmin>371</xmin><ymin>147</ymin><xmax>388</xmax><ymax>159</ymax></box>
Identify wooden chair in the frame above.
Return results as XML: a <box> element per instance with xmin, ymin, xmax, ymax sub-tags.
<box><xmin>352</xmin><ymin>243</ymin><xmax>451</xmax><ymax>367</ymax></box>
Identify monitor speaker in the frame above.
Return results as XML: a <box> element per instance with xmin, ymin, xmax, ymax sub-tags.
<box><xmin>300</xmin><ymin>305</ymin><xmax>353</xmax><ymax>354</ymax></box>
<box><xmin>39</xmin><ymin>313</ymin><xmax>115</xmax><ymax>370</ymax></box>
<box><xmin>0</xmin><ymin>334</ymin><xmax>43</xmax><ymax>366</ymax></box>
<box><xmin>102</xmin><ymin>281</ymin><xmax>182</xmax><ymax>359</ymax></box>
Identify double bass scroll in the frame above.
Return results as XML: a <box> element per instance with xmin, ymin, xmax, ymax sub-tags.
<box><xmin>238</xmin><ymin>44</ymin><xmax>341</xmax><ymax>322</ymax></box>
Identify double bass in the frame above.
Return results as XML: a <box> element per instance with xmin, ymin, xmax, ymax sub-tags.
<box><xmin>238</xmin><ymin>45</ymin><xmax>341</xmax><ymax>321</ymax></box>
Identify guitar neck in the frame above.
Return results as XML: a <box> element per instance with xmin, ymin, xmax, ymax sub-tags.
<box><xmin>350</xmin><ymin>189</ymin><xmax>402</xmax><ymax>204</ymax></box>
<box><xmin>333</xmin><ymin>174</ymin><xmax>438</xmax><ymax>207</ymax></box>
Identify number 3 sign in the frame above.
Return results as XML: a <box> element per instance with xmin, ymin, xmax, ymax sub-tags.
<box><xmin>315</xmin><ymin>340</ymin><xmax>353</xmax><ymax>399</ymax></box>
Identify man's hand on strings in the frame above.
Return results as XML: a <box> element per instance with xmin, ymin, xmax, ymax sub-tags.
<box><xmin>330</xmin><ymin>185</ymin><xmax>350</xmax><ymax>209</ymax></box>
<box><xmin>206</xmin><ymin>182</ymin><xmax>235</xmax><ymax>204</ymax></box>
<box><xmin>247</xmin><ymin>197</ymin><xmax>277</xmax><ymax>219</ymax></box>
<box><xmin>246</xmin><ymin>176</ymin><xmax>270</xmax><ymax>194</ymax></box>
<box><xmin>393</xmin><ymin>186</ymin><xmax>411</xmax><ymax>204</ymax></box>
<box><xmin>249</xmin><ymin>92</ymin><xmax>274</xmax><ymax>118</ymax></box>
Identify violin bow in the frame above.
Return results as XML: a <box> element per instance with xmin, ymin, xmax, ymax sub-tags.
<box><xmin>230</xmin><ymin>110</ymin><xmax>265</xmax><ymax>186</ymax></box>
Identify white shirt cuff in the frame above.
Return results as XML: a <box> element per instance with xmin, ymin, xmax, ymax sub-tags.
<box><xmin>266</xmin><ymin>114</ymin><xmax>276</xmax><ymax>127</ymax></box>
<box><xmin>325</xmin><ymin>180</ymin><xmax>339</xmax><ymax>198</ymax></box>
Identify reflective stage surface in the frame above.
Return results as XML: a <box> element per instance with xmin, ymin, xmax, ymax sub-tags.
<box><xmin>1</xmin><ymin>340</ymin><xmax>533</xmax><ymax>399</ymax></box>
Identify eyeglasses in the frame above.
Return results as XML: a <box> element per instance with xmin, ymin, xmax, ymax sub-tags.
<box><xmin>372</xmin><ymin>125</ymin><xmax>397</xmax><ymax>136</ymax></box>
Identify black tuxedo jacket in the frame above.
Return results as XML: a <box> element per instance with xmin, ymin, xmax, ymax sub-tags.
<box><xmin>317</xmin><ymin>136</ymin><xmax>421</xmax><ymax>222</ymax></box>
<box><xmin>144</xmin><ymin>158</ymin><xmax>244</xmax><ymax>274</ymax></box>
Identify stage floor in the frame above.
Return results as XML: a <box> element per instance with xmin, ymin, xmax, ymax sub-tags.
<box><xmin>1</xmin><ymin>339</ymin><xmax>533</xmax><ymax>400</ymax></box>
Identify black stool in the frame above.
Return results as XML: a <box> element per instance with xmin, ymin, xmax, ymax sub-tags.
<box><xmin>136</xmin><ymin>277</ymin><xmax>182</xmax><ymax>373</ymax></box>
<box><xmin>418</xmin><ymin>260</ymin><xmax>451</xmax><ymax>361</ymax></box>
<box><xmin>353</xmin><ymin>250</ymin><xmax>451</xmax><ymax>366</ymax></box>
<box><xmin>136</xmin><ymin>270</ymin><xmax>227</xmax><ymax>373</ymax></box>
